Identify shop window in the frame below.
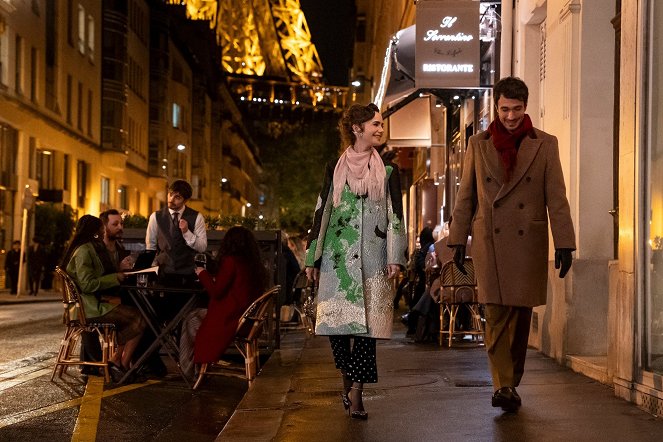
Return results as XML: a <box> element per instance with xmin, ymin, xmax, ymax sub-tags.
<box><xmin>645</xmin><ymin>0</ymin><xmax>663</xmax><ymax>375</ymax></box>
<box><xmin>0</xmin><ymin>124</ymin><xmax>18</xmax><ymax>188</ymax></box>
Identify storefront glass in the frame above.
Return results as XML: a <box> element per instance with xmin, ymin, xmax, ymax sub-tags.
<box><xmin>0</xmin><ymin>123</ymin><xmax>17</xmax><ymax>252</ymax></box>
<box><xmin>645</xmin><ymin>0</ymin><xmax>663</xmax><ymax>375</ymax></box>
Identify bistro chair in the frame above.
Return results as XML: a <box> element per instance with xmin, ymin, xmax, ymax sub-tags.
<box><xmin>193</xmin><ymin>285</ymin><xmax>280</xmax><ymax>390</ymax></box>
<box><xmin>51</xmin><ymin>266</ymin><xmax>117</xmax><ymax>384</ymax></box>
<box><xmin>438</xmin><ymin>258</ymin><xmax>484</xmax><ymax>347</ymax></box>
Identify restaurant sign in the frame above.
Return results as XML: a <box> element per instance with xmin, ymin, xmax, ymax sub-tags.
<box><xmin>415</xmin><ymin>0</ymin><xmax>480</xmax><ymax>88</ymax></box>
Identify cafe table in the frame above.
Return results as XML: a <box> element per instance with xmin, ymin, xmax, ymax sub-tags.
<box><xmin>120</xmin><ymin>282</ymin><xmax>206</xmax><ymax>386</ymax></box>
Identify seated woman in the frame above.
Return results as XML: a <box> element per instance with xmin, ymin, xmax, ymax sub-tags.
<box><xmin>61</xmin><ymin>215</ymin><xmax>146</xmax><ymax>382</ymax></box>
<box><xmin>180</xmin><ymin>226</ymin><xmax>267</xmax><ymax>378</ymax></box>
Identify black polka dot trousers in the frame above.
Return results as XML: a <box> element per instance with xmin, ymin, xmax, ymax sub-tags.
<box><xmin>329</xmin><ymin>335</ymin><xmax>378</xmax><ymax>384</ymax></box>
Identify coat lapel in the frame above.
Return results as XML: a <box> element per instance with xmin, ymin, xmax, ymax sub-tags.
<box><xmin>479</xmin><ymin>139</ymin><xmax>504</xmax><ymax>186</ymax></box>
<box><xmin>495</xmin><ymin>136</ymin><xmax>542</xmax><ymax>201</ymax></box>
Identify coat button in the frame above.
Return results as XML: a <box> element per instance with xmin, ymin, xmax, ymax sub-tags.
<box><xmin>494</xmin><ymin>202</ymin><xmax>500</xmax><ymax>208</ymax></box>
<box><xmin>487</xmin><ymin>177</ymin><xmax>492</xmax><ymax>182</ymax></box>
<box><xmin>519</xmin><ymin>203</ymin><xmax>525</xmax><ymax>209</ymax></box>
<box><xmin>494</xmin><ymin>228</ymin><xmax>500</xmax><ymax>234</ymax></box>
<box><xmin>354</xmin><ymin>225</ymin><xmax>359</xmax><ymax>229</ymax></box>
<box><xmin>353</xmin><ymin>254</ymin><xmax>359</xmax><ymax>259</ymax></box>
<box><xmin>518</xmin><ymin>230</ymin><xmax>524</xmax><ymax>235</ymax></box>
<box><xmin>526</xmin><ymin>176</ymin><xmax>532</xmax><ymax>182</ymax></box>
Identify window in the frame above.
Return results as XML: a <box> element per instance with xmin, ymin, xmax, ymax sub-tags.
<box><xmin>36</xmin><ymin>150</ymin><xmax>54</xmax><ymax>189</ymax></box>
<box><xmin>78</xmin><ymin>4</ymin><xmax>86</xmax><ymax>54</ymax></box>
<box><xmin>15</xmin><ymin>35</ymin><xmax>23</xmax><ymax>95</ymax></box>
<box><xmin>87</xmin><ymin>15</ymin><xmax>94</xmax><ymax>61</ymax></box>
<box><xmin>172</xmin><ymin>103</ymin><xmax>181</xmax><ymax>128</ymax></box>
<box><xmin>87</xmin><ymin>90</ymin><xmax>93</xmax><ymax>136</ymax></box>
<box><xmin>118</xmin><ymin>185</ymin><xmax>128</xmax><ymax>209</ymax></box>
<box><xmin>63</xmin><ymin>154</ymin><xmax>70</xmax><ymax>191</ymax></box>
<box><xmin>77</xmin><ymin>81</ymin><xmax>83</xmax><ymax>130</ymax></box>
<box><xmin>67</xmin><ymin>0</ymin><xmax>75</xmax><ymax>47</ymax></box>
<box><xmin>66</xmin><ymin>75</ymin><xmax>72</xmax><ymax>124</ymax></box>
<box><xmin>77</xmin><ymin>160</ymin><xmax>88</xmax><ymax>207</ymax></box>
<box><xmin>30</xmin><ymin>47</ymin><xmax>38</xmax><ymax>102</ymax></box>
<box><xmin>0</xmin><ymin>32</ymin><xmax>5</xmax><ymax>84</ymax></box>
<box><xmin>100</xmin><ymin>176</ymin><xmax>110</xmax><ymax>207</ymax></box>
<box><xmin>46</xmin><ymin>0</ymin><xmax>58</xmax><ymax>110</ymax></box>
<box><xmin>28</xmin><ymin>137</ymin><xmax>37</xmax><ymax>180</ymax></box>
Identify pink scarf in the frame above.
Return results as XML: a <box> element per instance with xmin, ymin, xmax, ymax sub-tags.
<box><xmin>332</xmin><ymin>146</ymin><xmax>386</xmax><ymax>207</ymax></box>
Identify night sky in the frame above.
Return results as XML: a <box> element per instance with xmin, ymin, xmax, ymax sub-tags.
<box><xmin>299</xmin><ymin>0</ymin><xmax>356</xmax><ymax>86</ymax></box>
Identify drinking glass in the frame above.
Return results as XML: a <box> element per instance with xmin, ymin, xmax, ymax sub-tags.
<box><xmin>137</xmin><ymin>273</ymin><xmax>148</xmax><ymax>287</ymax></box>
<box><xmin>194</xmin><ymin>253</ymin><xmax>207</xmax><ymax>269</ymax></box>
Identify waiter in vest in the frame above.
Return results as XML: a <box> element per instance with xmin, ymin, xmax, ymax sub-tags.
<box><xmin>146</xmin><ymin>179</ymin><xmax>208</xmax><ymax>289</ymax></box>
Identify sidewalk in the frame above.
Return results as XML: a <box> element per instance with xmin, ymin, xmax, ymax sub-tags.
<box><xmin>0</xmin><ymin>289</ymin><xmax>60</xmax><ymax>305</ymax></box>
<box><xmin>219</xmin><ymin>315</ymin><xmax>663</xmax><ymax>442</ymax></box>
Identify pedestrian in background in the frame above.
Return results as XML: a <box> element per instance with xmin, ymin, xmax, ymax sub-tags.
<box><xmin>27</xmin><ymin>237</ymin><xmax>46</xmax><ymax>296</ymax></box>
<box><xmin>305</xmin><ymin>103</ymin><xmax>407</xmax><ymax>420</ymax></box>
<box><xmin>4</xmin><ymin>240</ymin><xmax>21</xmax><ymax>294</ymax></box>
<box><xmin>448</xmin><ymin>77</ymin><xmax>575</xmax><ymax>412</ymax></box>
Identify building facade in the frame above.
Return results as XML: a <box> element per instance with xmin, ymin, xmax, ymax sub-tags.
<box><xmin>0</xmin><ymin>0</ymin><xmax>263</xmax><ymax>292</ymax></box>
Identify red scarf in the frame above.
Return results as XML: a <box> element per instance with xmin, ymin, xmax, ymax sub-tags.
<box><xmin>487</xmin><ymin>114</ymin><xmax>533</xmax><ymax>181</ymax></box>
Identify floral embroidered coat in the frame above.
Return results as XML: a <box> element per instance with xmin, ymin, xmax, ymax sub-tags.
<box><xmin>305</xmin><ymin>158</ymin><xmax>407</xmax><ymax>338</ymax></box>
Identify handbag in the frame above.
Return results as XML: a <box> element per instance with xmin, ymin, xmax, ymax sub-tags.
<box><xmin>301</xmin><ymin>283</ymin><xmax>317</xmax><ymax>336</ymax></box>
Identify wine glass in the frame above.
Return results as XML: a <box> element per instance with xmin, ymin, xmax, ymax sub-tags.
<box><xmin>194</xmin><ymin>253</ymin><xmax>207</xmax><ymax>269</ymax></box>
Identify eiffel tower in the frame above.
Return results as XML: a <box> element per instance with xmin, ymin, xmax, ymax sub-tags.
<box><xmin>167</xmin><ymin>0</ymin><xmax>349</xmax><ymax>120</ymax></box>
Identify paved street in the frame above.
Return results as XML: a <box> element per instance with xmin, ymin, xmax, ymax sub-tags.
<box><xmin>0</xmin><ymin>293</ymin><xmax>248</xmax><ymax>441</ymax></box>
<box><xmin>3</xmin><ymin>294</ymin><xmax>663</xmax><ymax>441</ymax></box>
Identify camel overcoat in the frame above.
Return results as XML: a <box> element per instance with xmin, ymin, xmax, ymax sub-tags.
<box><xmin>448</xmin><ymin>128</ymin><xmax>576</xmax><ymax>307</ymax></box>
<box><xmin>305</xmin><ymin>158</ymin><xmax>407</xmax><ymax>338</ymax></box>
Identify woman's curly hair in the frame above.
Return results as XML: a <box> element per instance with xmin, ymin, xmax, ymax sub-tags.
<box><xmin>338</xmin><ymin>103</ymin><xmax>380</xmax><ymax>149</ymax></box>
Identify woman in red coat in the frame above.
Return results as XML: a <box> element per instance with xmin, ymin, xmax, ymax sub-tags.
<box><xmin>191</xmin><ymin>226</ymin><xmax>267</xmax><ymax>369</ymax></box>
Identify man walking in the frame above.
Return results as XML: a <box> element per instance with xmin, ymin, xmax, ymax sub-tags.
<box><xmin>5</xmin><ymin>241</ymin><xmax>21</xmax><ymax>294</ymax></box>
<box><xmin>27</xmin><ymin>238</ymin><xmax>45</xmax><ymax>295</ymax></box>
<box><xmin>448</xmin><ymin>77</ymin><xmax>575</xmax><ymax>412</ymax></box>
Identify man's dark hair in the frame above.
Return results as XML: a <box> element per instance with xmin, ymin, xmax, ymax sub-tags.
<box><xmin>99</xmin><ymin>209</ymin><xmax>121</xmax><ymax>226</ymax></box>
<box><xmin>493</xmin><ymin>76</ymin><xmax>529</xmax><ymax>106</ymax></box>
<box><xmin>168</xmin><ymin>180</ymin><xmax>193</xmax><ymax>200</ymax></box>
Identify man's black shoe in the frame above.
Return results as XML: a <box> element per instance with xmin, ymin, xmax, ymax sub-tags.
<box><xmin>511</xmin><ymin>387</ymin><xmax>522</xmax><ymax>406</ymax></box>
<box><xmin>491</xmin><ymin>387</ymin><xmax>520</xmax><ymax>412</ymax></box>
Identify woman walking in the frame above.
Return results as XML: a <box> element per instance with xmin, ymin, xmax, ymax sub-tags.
<box><xmin>305</xmin><ymin>103</ymin><xmax>407</xmax><ymax>419</ymax></box>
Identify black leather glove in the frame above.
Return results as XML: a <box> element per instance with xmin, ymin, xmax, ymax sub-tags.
<box><xmin>554</xmin><ymin>248</ymin><xmax>574</xmax><ymax>278</ymax></box>
<box><xmin>453</xmin><ymin>245</ymin><xmax>467</xmax><ymax>275</ymax></box>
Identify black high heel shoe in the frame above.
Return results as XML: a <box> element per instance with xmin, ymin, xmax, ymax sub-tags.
<box><xmin>349</xmin><ymin>386</ymin><xmax>368</xmax><ymax>420</ymax></box>
<box><xmin>341</xmin><ymin>392</ymin><xmax>351</xmax><ymax>410</ymax></box>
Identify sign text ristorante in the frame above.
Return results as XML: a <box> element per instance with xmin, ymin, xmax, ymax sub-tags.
<box><xmin>415</xmin><ymin>1</ymin><xmax>480</xmax><ymax>88</ymax></box>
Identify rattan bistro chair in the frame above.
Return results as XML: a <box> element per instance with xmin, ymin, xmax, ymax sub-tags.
<box><xmin>438</xmin><ymin>259</ymin><xmax>484</xmax><ymax>347</ymax></box>
<box><xmin>193</xmin><ymin>285</ymin><xmax>280</xmax><ymax>390</ymax></box>
<box><xmin>51</xmin><ymin>266</ymin><xmax>117</xmax><ymax>384</ymax></box>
